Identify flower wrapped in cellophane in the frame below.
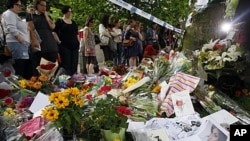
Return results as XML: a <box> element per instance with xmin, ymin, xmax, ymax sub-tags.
<box><xmin>127</xmin><ymin>92</ymin><xmax>159</xmax><ymax>122</ymax></box>
<box><xmin>37</xmin><ymin>58</ymin><xmax>58</xmax><ymax>80</ymax></box>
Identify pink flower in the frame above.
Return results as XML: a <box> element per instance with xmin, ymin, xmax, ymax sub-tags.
<box><xmin>17</xmin><ymin>95</ymin><xmax>34</xmax><ymax>108</ymax></box>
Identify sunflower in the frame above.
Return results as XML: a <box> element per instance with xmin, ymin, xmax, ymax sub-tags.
<box><xmin>63</xmin><ymin>88</ymin><xmax>71</xmax><ymax>96</ymax></box>
<box><xmin>54</xmin><ymin>95</ymin><xmax>69</xmax><ymax>108</ymax></box>
<box><xmin>73</xmin><ymin>96</ymin><xmax>84</xmax><ymax>106</ymax></box>
<box><xmin>42</xmin><ymin>107</ymin><xmax>59</xmax><ymax>121</ymax></box>
<box><xmin>49</xmin><ymin>92</ymin><xmax>61</xmax><ymax>102</ymax></box>
<box><xmin>70</xmin><ymin>87</ymin><xmax>81</xmax><ymax>96</ymax></box>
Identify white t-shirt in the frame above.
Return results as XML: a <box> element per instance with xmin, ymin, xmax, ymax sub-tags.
<box><xmin>111</xmin><ymin>27</ymin><xmax>122</xmax><ymax>43</ymax></box>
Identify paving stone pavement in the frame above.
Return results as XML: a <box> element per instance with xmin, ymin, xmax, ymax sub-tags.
<box><xmin>77</xmin><ymin>45</ymin><xmax>105</xmax><ymax>73</ymax></box>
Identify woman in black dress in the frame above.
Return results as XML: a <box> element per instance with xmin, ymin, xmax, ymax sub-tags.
<box><xmin>26</xmin><ymin>0</ymin><xmax>58</xmax><ymax>76</ymax></box>
<box><xmin>124</xmin><ymin>19</ymin><xmax>141</xmax><ymax>69</ymax></box>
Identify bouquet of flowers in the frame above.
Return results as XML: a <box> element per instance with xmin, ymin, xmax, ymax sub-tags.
<box><xmin>194</xmin><ymin>39</ymin><xmax>244</xmax><ymax>70</ymax></box>
<box><xmin>85</xmin><ymin>94</ymin><xmax>131</xmax><ymax>135</ymax></box>
<box><xmin>18</xmin><ymin>75</ymin><xmax>54</xmax><ymax>94</ymax></box>
<box><xmin>42</xmin><ymin>87</ymin><xmax>85</xmax><ymax>134</ymax></box>
<box><xmin>112</xmin><ymin>64</ymin><xmax>128</xmax><ymax>75</ymax></box>
<box><xmin>37</xmin><ymin>58</ymin><xmax>58</xmax><ymax>79</ymax></box>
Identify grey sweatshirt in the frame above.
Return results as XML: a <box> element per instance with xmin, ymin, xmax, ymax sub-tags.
<box><xmin>1</xmin><ymin>9</ymin><xmax>30</xmax><ymax>43</ymax></box>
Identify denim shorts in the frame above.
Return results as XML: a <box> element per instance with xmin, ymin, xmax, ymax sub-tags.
<box><xmin>7</xmin><ymin>42</ymin><xmax>29</xmax><ymax>59</ymax></box>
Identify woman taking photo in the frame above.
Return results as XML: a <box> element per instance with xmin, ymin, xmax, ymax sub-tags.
<box><xmin>2</xmin><ymin>0</ymin><xmax>31</xmax><ymax>79</ymax></box>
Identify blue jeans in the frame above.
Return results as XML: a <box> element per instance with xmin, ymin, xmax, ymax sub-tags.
<box><xmin>7</xmin><ymin>42</ymin><xmax>29</xmax><ymax>59</ymax></box>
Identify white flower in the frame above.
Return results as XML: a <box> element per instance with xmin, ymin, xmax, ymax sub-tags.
<box><xmin>201</xmin><ymin>39</ymin><xmax>219</xmax><ymax>52</ymax></box>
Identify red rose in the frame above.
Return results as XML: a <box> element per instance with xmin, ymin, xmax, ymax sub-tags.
<box><xmin>0</xmin><ymin>89</ymin><xmax>11</xmax><ymax>98</ymax></box>
<box><xmin>67</xmin><ymin>79</ymin><xmax>74</xmax><ymax>87</ymax></box>
<box><xmin>213</xmin><ymin>44</ymin><xmax>225</xmax><ymax>50</ymax></box>
<box><xmin>40</xmin><ymin>63</ymin><xmax>56</xmax><ymax>70</ymax></box>
<box><xmin>100</xmin><ymin>85</ymin><xmax>111</xmax><ymax>93</ymax></box>
<box><xmin>4</xmin><ymin>97</ymin><xmax>13</xmax><ymax>105</ymax></box>
<box><xmin>86</xmin><ymin>94</ymin><xmax>93</xmax><ymax>100</ymax></box>
<box><xmin>116</xmin><ymin>106</ymin><xmax>132</xmax><ymax>116</ymax></box>
<box><xmin>3</xmin><ymin>69</ymin><xmax>11</xmax><ymax>77</ymax></box>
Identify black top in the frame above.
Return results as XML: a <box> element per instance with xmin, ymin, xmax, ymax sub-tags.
<box><xmin>26</xmin><ymin>13</ymin><xmax>58</xmax><ymax>53</ymax></box>
<box><xmin>54</xmin><ymin>19</ymin><xmax>79</xmax><ymax>50</ymax></box>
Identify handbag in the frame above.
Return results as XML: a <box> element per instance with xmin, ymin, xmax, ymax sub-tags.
<box><xmin>0</xmin><ymin>42</ymin><xmax>11</xmax><ymax>57</ymax></box>
<box><xmin>122</xmin><ymin>38</ymin><xmax>134</xmax><ymax>47</ymax></box>
<box><xmin>0</xmin><ymin>24</ymin><xmax>11</xmax><ymax>57</ymax></box>
<box><xmin>109</xmin><ymin>38</ymin><xmax>117</xmax><ymax>52</ymax></box>
<box><xmin>94</xmin><ymin>34</ymin><xmax>101</xmax><ymax>44</ymax></box>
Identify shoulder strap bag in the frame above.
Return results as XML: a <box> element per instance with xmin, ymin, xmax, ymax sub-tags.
<box><xmin>0</xmin><ymin>24</ymin><xmax>11</xmax><ymax>57</ymax></box>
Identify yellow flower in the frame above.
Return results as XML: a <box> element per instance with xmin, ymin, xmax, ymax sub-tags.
<box><xmin>38</xmin><ymin>75</ymin><xmax>48</xmax><ymax>82</ymax></box>
<box><xmin>73</xmin><ymin>96</ymin><xmax>84</xmax><ymax>106</ymax></box>
<box><xmin>113</xmin><ymin>138</ymin><xmax>121</xmax><ymax>141</ymax></box>
<box><xmin>104</xmin><ymin>76</ymin><xmax>112</xmax><ymax>84</ymax></box>
<box><xmin>42</xmin><ymin>107</ymin><xmax>59</xmax><ymax>121</ymax></box>
<box><xmin>3</xmin><ymin>111</ymin><xmax>9</xmax><ymax>116</ymax></box>
<box><xmin>6</xmin><ymin>108</ymin><xmax>13</xmax><ymax>112</ymax></box>
<box><xmin>49</xmin><ymin>92</ymin><xmax>61</xmax><ymax>102</ymax></box>
<box><xmin>10</xmin><ymin>111</ymin><xmax>16</xmax><ymax>116</ymax></box>
<box><xmin>123</xmin><ymin>76</ymin><xmax>140</xmax><ymax>88</ymax></box>
<box><xmin>33</xmin><ymin>81</ymin><xmax>42</xmax><ymax>89</ymax></box>
<box><xmin>63</xmin><ymin>88</ymin><xmax>71</xmax><ymax>96</ymax></box>
<box><xmin>70</xmin><ymin>87</ymin><xmax>81</xmax><ymax>96</ymax></box>
<box><xmin>54</xmin><ymin>95</ymin><xmax>69</xmax><ymax>108</ymax></box>
<box><xmin>18</xmin><ymin>79</ymin><xmax>27</xmax><ymax>89</ymax></box>
<box><xmin>3</xmin><ymin>108</ymin><xmax>16</xmax><ymax>117</ymax></box>
<box><xmin>152</xmin><ymin>85</ymin><xmax>161</xmax><ymax>93</ymax></box>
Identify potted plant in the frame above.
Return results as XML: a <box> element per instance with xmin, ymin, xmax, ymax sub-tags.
<box><xmin>41</xmin><ymin>87</ymin><xmax>85</xmax><ymax>140</ymax></box>
<box><xmin>85</xmin><ymin>94</ymin><xmax>132</xmax><ymax>141</ymax></box>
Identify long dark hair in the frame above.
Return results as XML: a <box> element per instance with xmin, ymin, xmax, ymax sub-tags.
<box><xmin>85</xmin><ymin>16</ymin><xmax>94</xmax><ymax>27</ymax></box>
<box><xmin>101</xmin><ymin>14</ymin><xmax>110</xmax><ymax>28</ymax></box>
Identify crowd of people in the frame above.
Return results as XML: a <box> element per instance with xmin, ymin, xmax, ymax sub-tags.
<box><xmin>0</xmin><ymin>0</ymin><xmax>180</xmax><ymax>79</ymax></box>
